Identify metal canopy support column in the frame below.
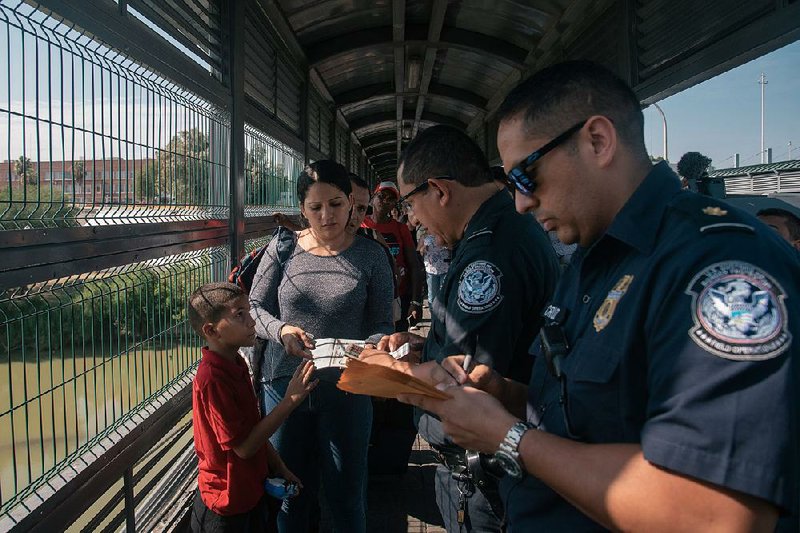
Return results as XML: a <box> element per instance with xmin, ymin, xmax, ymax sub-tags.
<box><xmin>227</xmin><ymin>0</ymin><xmax>246</xmax><ymax>265</ymax></box>
<box><xmin>302</xmin><ymin>70</ymin><xmax>311</xmax><ymax>164</ymax></box>
<box><xmin>393</xmin><ymin>0</ymin><xmax>406</xmax><ymax>164</ymax></box>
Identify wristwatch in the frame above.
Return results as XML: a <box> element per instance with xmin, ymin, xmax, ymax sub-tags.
<box><xmin>493</xmin><ymin>421</ymin><xmax>535</xmax><ymax>478</ymax></box>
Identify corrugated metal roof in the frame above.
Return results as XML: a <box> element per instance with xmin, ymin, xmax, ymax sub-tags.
<box><xmin>710</xmin><ymin>160</ymin><xmax>800</xmax><ymax>178</ymax></box>
<box><xmin>265</xmin><ymin>0</ymin><xmax>800</xmax><ymax>180</ymax></box>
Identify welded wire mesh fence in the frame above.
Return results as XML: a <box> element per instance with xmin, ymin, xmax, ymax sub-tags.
<box><xmin>0</xmin><ymin>0</ymin><xmax>229</xmax><ymax>229</ymax></box>
<box><xmin>244</xmin><ymin>123</ymin><xmax>302</xmax><ymax>216</ymax></box>
<box><xmin>0</xmin><ymin>246</ymin><xmax>228</xmax><ymax>509</ymax></box>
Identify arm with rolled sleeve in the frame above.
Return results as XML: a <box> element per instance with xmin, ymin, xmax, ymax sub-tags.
<box><xmin>249</xmin><ymin>237</ymin><xmax>287</xmax><ymax>343</ymax></box>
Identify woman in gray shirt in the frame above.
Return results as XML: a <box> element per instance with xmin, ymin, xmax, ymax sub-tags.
<box><xmin>250</xmin><ymin>160</ymin><xmax>393</xmax><ymax>533</ymax></box>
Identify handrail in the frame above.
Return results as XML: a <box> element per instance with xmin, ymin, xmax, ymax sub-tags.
<box><xmin>1</xmin><ymin>370</ymin><xmax>194</xmax><ymax>532</ymax></box>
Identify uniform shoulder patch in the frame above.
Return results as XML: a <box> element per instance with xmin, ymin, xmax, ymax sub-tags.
<box><xmin>457</xmin><ymin>260</ymin><xmax>503</xmax><ymax>314</ymax></box>
<box><xmin>685</xmin><ymin>261</ymin><xmax>791</xmax><ymax>360</ymax></box>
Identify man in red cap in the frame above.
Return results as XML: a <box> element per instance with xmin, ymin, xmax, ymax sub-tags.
<box><xmin>365</xmin><ymin>181</ymin><xmax>424</xmax><ymax>331</ymax></box>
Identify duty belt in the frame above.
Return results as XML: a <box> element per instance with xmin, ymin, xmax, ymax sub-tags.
<box><xmin>430</xmin><ymin>444</ymin><xmax>505</xmax><ymax>521</ymax></box>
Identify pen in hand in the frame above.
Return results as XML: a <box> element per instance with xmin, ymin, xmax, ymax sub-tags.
<box><xmin>463</xmin><ymin>335</ymin><xmax>477</xmax><ymax>372</ymax></box>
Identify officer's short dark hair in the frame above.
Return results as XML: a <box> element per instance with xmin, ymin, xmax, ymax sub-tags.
<box><xmin>398</xmin><ymin>125</ymin><xmax>493</xmax><ymax>187</ymax></box>
<box><xmin>187</xmin><ymin>282</ymin><xmax>245</xmax><ymax>336</ymax></box>
<box><xmin>757</xmin><ymin>208</ymin><xmax>800</xmax><ymax>240</ymax></box>
<box><xmin>497</xmin><ymin>61</ymin><xmax>647</xmax><ymax>157</ymax></box>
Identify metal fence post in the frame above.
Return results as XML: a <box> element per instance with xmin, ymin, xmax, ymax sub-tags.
<box><xmin>123</xmin><ymin>467</ymin><xmax>136</xmax><ymax>532</ymax></box>
<box><xmin>227</xmin><ymin>0</ymin><xmax>246</xmax><ymax>266</ymax></box>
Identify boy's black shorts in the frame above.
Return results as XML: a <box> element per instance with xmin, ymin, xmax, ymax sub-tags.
<box><xmin>190</xmin><ymin>490</ymin><xmax>277</xmax><ymax>533</ymax></box>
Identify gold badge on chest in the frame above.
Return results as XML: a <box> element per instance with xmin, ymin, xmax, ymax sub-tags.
<box><xmin>593</xmin><ymin>275</ymin><xmax>634</xmax><ymax>332</ymax></box>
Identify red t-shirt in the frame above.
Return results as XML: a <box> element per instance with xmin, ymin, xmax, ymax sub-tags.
<box><xmin>192</xmin><ymin>347</ymin><xmax>269</xmax><ymax>515</ymax></box>
<box><xmin>363</xmin><ymin>218</ymin><xmax>415</xmax><ymax>295</ymax></box>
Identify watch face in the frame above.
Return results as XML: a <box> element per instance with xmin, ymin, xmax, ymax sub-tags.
<box><xmin>494</xmin><ymin>450</ymin><xmax>523</xmax><ymax>479</ymax></box>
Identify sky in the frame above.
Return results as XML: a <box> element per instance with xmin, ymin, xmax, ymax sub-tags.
<box><xmin>643</xmin><ymin>40</ymin><xmax>800</xmax><ymax>170</ymax></box>
<box><xmin>1</xmin><ymin>2</ymin><xmax>798</xmax><ymax>171</ymax></box>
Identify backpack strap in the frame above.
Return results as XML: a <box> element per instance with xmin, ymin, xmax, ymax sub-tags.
<box><xmin>273</xmin><ymin>225</ymin><xmax>298</xmax><ymax>273</ymax></box>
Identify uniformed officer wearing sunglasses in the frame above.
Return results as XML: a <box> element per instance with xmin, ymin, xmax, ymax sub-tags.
<box><xmin>398</xmin><ymin>61</ymin><xmax>799</xmax><ymax>532</ymax></box>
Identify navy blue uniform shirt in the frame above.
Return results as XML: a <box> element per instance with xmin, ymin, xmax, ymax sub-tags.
<box><xmin>503</xmin><ymin>162</ymin><xmax>799</xmax><ymax>531</ymax></box>
<box><xmin>418</xmin><ymin>189</ymin><xmax>560</xmax><ymax>445</ymax></box>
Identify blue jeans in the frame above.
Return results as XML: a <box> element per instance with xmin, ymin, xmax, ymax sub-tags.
<box><xmin>427</xmin><ymin>272</ymin><xmax>446</xmax><ymax>306</ymax></box>
<box><xmin>261</xmin><ymin>375</ymin><xmax>372</xmax><ymax>533</ymax></box>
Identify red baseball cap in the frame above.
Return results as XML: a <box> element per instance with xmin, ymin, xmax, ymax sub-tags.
<box><xmin>374</xmin><ymin>181</ymin><xmax>400</xmax><ymax>198</ymax></box>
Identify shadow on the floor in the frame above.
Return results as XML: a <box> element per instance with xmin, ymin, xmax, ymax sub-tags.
<box><xmin>365</xmin><ymin>449</ymin><xmax>444</xmax><ymax>532</ymax></box>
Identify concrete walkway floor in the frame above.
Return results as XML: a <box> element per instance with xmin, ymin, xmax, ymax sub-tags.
<box><xmin>364</xmin><ymin>436</ymin><xmax>446</xmax><ymax>533</ymax></box>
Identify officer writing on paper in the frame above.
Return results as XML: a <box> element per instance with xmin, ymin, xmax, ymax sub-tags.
<box><xmin>397</xmin><ymin>61</ymin><xmax>798</xmax><ymax>531</ymax></box>
<box><xmin>364</xmin><ymin>125</ymin><xmax>559</xmax><ymax>532</ymax></box>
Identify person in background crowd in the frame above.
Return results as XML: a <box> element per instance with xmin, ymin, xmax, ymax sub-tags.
<box><xmin>362</xmin><ymin>124</ymin><xmax>559</xmax><ymax>532</ymax></box>
<box><xmin>250</xmin><ymin>160</ymin><xmax>393</xmax><ymax>533</ymax></box>
<box><xmin>757</xmin><ymin>207</ymin><xmax>800</xmax><ymax>251</ymax></box>
<box><xmin>365</xmin><ymin>181</ymin><xmax>424</xmax><ymax>331</ymax></box>
<box><xmin>418</xmin><ymin>226</ymin><xmax>450</xmax><ymax>308</ymax></box>
<box><xmin>398</xmin><ymin>60</ymin><xmax>798</xmax><ymax>532</ymax></box>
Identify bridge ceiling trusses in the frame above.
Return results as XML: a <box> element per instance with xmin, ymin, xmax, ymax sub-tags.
<box><xmin>275</xmin><ymin>0</ymin><xmax>568</xmax><ymax>178</ymax></box>
<box><xmin>277</xmin><ymin>0</ymin><xmax>800</xmax><ymax>178</ymax></box>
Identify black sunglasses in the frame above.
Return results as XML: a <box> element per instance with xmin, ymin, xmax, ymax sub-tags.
<box><xmin>506</xmin><ymin>120</ymin><xmax>587</xmax><ymax>195</ymax></box>
<box><xmin>397</xmin><ymin>176</ymin><xmax>455</xmax><ymax>211</ymax></box>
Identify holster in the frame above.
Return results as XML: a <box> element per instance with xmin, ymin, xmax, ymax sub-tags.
<box><xmin>431</xmin><ymin>444</ymin><xmax>505</xmax><ymax>520</ymax></box>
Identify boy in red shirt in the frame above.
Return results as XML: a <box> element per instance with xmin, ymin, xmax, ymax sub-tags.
<box><xmin>187</xmin><ymin>282</ymin><xmax>317</xmax><ymax>532</ymax></box>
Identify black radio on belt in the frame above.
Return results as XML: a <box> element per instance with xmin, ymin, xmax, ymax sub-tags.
<box><xmin>540</xmin><ymin>304</ymin><xmax>570</xmax><ymax>378</ymax></box>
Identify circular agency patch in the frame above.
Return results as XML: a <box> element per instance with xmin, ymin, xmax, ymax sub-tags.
<box><xmin>686</xmin><ymin>261</ymin><xmax>791</xmax><ymax>360</ymax></box>
<box><xmin>457</xmin><ymin>260</ymin><xmax>503</xmax><ymax>314</ymax></box>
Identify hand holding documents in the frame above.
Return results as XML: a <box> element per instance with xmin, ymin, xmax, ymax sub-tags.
<box><xmin>310</xmin><ymin>338</ymin><xmax>365</xmax><ymax>370</ymax></box>
<box><xmin>337</xmin><ymin>357</ymin><xmax>452</xmax><ymax>400</ymax></box>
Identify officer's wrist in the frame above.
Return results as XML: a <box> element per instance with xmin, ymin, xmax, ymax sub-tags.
<box><xmin>410</xmin><ymin>300</ymin><xmax>422</xmax><ymax>307</ymax></box>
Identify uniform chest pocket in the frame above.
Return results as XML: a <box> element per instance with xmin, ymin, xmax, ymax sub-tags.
<box><xmin>563</xmin><ymin>340</ymin><xmax>626</xmax><ymax>442</ymax></box>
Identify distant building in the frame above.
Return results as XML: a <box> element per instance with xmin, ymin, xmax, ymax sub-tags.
<box><xmin>709</xmin><ymin>160</ymin><xmax>800</xmax><ymax>195</ymax></box>
<box><xmin>710</xmin><ymin>160</ymin><xmax>800</xmax><ymax>219</ymax></box>
<box><xmin>0</xmin><ymin>158</ymin><xmax>152</xmax><ymax>204</ymax></box>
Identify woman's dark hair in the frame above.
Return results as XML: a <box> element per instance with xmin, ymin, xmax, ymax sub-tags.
<box><xmin>297</xmin><ymin>160</ymin><xmax>351</xmax><ymax>203</ymax></box>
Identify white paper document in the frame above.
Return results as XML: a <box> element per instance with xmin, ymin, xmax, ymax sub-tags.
<box><xmin>310</xmin><ymin>338</ymin><xmax>365</xmax><ymax>369</ymax></box>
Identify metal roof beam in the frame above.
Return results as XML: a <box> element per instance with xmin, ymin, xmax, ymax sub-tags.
<box><xmin>372</xmin><ymin>152</ymin><xmax>398</xmax><ymax>163</ymax></box>
<box><xmin>306</xmin><ymin>25</ymin><xmax>528</xmax><ymax>69</ymax></box>
<box><xmin>349</xmin><ymin>112</ymin><xmax>466</xmax><ymax>132</ymax></box>
<box><xmin>336</xmin><ymin>82</ymin><xmax>487</xmax><ymax>110</ymax></box>
<box><xmin>412</xmin><ymin>0</ymin><xmax>448</xmax><ymax>139</ymax></box>
<box><xmin>365</xmin><ymin>139</ymin><xmax>398</xmax><ymax>155</ymax></box>
<box><xmin>357</xmin><ymin>131</ymin><xmax>398</xmax><ymax>146</ymax></box>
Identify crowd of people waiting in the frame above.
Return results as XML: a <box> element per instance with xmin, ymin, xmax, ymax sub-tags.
<box><xmin>186</xmin><ymin>60</ymin><xmax>798</xmax><ymax>533</ymax></box>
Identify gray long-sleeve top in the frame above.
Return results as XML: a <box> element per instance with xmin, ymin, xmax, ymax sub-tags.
<box><xmin>249</xmin><ymin>233</ymin><xmax>394</xmax><ymax>381</ymax></box>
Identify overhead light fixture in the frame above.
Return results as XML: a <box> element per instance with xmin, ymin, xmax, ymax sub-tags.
<box><xmin>406</xmin><ymin>57</ymin><xmax>422</xmax><ymax>90</ymax></box>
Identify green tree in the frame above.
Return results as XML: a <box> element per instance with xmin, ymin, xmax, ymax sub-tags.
<box><xmin>135</xmin><ymin>129</ymin><xmax>209</xmax><ymax>205</ymax></box>
<box><xmin>677</xmin><ymin>152</ymin><xmax>712</xmax><ymax>182</ymax></box>
<box><xmin>71</xmin><ymin>159</ymin><xmax>85</xmax><ymax>185</ymax></box>
<box><xmin>14</xmin><ymin>155</ymin><xmax>37</xmax><ymax>185</ymax></box>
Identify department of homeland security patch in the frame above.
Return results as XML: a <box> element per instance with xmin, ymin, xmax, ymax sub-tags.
<box><xmin>457</xmin><ymin>260</ymin><xmax>503</xmax><ymax>314</ymax></box>
<box><xmin>686</xmin><ymin>261</ymin><xmax>791</xmax><ymax>360</ymax></box>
